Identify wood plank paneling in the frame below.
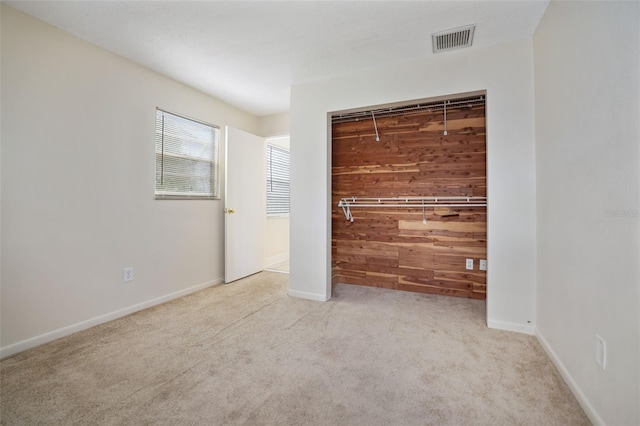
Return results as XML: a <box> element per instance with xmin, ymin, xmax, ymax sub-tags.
<box><xmin>331</xmin><ymin>104</ymin><xmax>487</xmax><ymax>299</ymax></box>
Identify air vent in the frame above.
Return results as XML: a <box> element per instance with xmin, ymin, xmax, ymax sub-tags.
<box><xmin>432</xmin><ymin>25</ymin><xmax>475</xmax><ymax>53</ymax></box>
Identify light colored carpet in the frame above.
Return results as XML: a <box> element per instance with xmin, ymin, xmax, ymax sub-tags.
<box><xmin>1</xmin><ymin>272</ymin><xmax>589</xmax><ymax>425</ymax></box>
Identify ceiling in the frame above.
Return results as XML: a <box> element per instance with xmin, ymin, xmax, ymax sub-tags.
<box><xmin>5</xmin><ymin>0</ymin><xmax>549</xmax><ymax>117</ymax></box>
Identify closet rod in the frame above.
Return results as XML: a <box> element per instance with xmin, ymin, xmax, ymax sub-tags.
<box><xmin>338</xmin><ymin>196</ymin><xmax>487</xmax><ymax>222</ymax></box>
<box><xmin>338</xmin><ymin>196</ymin><xmax>486</xmax><ymax>203</ymax></box>
<box><xmin>332</xmin><ymin>95</ymin><xmax>484</xmax><ymax>124</ymax></box>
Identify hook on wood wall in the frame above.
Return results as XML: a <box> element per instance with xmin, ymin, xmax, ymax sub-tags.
<box><xmin>372</xmin><ymin>111</ymin><xmax>380</xmax><ymax>142</ymax></box>
<box><xmin>443</xmin><ymin>100</ymin><xmax>448</xmax><ymax>136</ymax></box>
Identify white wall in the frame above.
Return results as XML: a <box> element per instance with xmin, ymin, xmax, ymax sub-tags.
<box><xmin>0</xmin><ymin>6</ymin><xmax>258</xmax><ymax>356</ymax></box>
<box><xmin>257</xmin><ymin>112</ymin><xmax>290</xmax><ymax>138</ymax></box>
<box><xmin>265</xmin><ymin>216</ymin><xmax>289</xmax><ymax>267</ymax></box>
<box><xmin>0</xmin><ymin>4</ymin><xmax>4</xmax><ymax>335</ymax></box>
<box><xmin>534</xmin><ymin>2</ymin><xmax>640</xmax><ymax>425</ymax></box>
<box><xmin>290</xmin><ymin>40</ymin><xmax>538</xmax><ymax>326</ymax></box>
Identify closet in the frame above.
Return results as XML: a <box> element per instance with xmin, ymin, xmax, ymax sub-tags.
<box><xmin>331</xmin><ymin>93</ymin><xmax>487</xmax><ymax>299</ymax></box>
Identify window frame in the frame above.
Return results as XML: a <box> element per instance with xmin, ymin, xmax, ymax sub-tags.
<box><xmin>154</xmin><ymin>108</ymin><xmax>220</xmax><ymax>200</ymax></box>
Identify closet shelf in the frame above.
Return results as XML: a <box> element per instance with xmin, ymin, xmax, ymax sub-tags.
<box><xmin>337</xmin><ymin>196</ymin><xmax>487</xmax><ymax>222</ymax></box>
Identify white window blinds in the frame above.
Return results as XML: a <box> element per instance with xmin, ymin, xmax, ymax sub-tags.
<box><xmin>155</xmin><ymin>109</ymin><xmax>220</xmax><ymax>199</ymax></box>
<box><xmin>266</xmin><ymin>144</ymin><xmax>290</xmax><ymax>215</ymax></box>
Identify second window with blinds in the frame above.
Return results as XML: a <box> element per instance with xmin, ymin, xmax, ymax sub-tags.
<box><xmin>266</xmin><ymin>143</ymin><xmax>290</xmax><ymax>216</ymax></box>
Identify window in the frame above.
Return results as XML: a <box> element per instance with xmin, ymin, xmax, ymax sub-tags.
<box><xmin>155</xmin><ymin>109</ymin><xmax>220</xmax><ymax>199</ymax></box>
<box><xmin>266</xmin><ymin>143</ymin><xmax>290</xmax><ymax>215</ymax></box>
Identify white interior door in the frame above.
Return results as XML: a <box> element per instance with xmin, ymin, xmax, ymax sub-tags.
<box><xmin>224</xmin><ymin>126</ymin><xmax>266</xmax><ymax>283</ymax></box>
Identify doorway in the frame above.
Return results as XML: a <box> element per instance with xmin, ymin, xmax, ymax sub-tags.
<box><xmin>331</xmin><ymin>92</ymin><xmax>487</xmax><ymax>299</ymax></box>
<box><xmin>264</xmin><ymin>136</ymin><xmax>290</xmax><ymax>274</ymax></box>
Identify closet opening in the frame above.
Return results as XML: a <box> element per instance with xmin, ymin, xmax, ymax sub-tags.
<box><xmin>330</xmin><ymin>91</ymin><xmax>487</xmax><ymax>300</ymax></box>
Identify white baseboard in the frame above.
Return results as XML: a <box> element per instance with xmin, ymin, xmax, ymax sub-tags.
<box><xmin>487</xmin><ymin>319</ymin><xmax>535</xmax><ymax>335</ymax></box>
<box><xmin>288</xmin><ymin>289</ymin><xmax>329</xmax><ymax>302</ymax></box>
<box><xmin>265</xmin><ymin>252</ymin><xmax>288</xmax><ymax>268</ymax></box>
<box><xmin>0</xmin><ymin>277</ymin><xmax>224</xmax><ymax>359</ymax></box>
<box><xmin>536</xmin><ymin>329</ymin><xmax>604</xmax><ymax>426</ymax></box>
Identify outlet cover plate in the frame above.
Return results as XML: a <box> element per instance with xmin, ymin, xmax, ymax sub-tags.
<box><xmin>123</xmin><ymin>267</ymin><xmax>134</xmax><ymax>283</ymax></box>
<box><xmin>465</xmin><ymin>259</ymin><xmax>474</xmax><ymax>270</ymax></box>
<box><xmin>479</xmin><ymin>259</ymin><xmax>487</xmax><ymax>271</ymax></box>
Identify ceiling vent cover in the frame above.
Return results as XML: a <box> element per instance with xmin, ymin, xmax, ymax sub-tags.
<box><xmin>432</xmin><ymin>25</ymin><xmax>475</xmax><ymax>53</ymax></box>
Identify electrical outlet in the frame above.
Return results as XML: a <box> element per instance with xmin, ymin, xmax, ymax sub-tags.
<box><xmin>479</xmin><ymin>259</ymin><xmax>487</xmax><ymax>271</ymax></box>
<box><xmin>123</xmin><ymin>267</ymin><xmax>134</xmax><ymax>283</ymax></box>
<box><xmin>596</xmin><ymin>335</ymin><xmax>606</xmax><ymax>370</ymax></box>
<box><xmin>465</xmin><ymin>259</ymin><xmax>474</xmax><ymax>270</ymax></box>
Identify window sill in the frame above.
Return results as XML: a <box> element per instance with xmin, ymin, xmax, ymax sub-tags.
<box><xmin>155</xmin><ymin>194</ymin><xmax>220</xmax><ymax>201</ymax></box>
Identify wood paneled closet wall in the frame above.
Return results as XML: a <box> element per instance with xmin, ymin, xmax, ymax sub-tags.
<box><xmin>331</xmin><ymin>98</ymin><xmax>487</xmax><ymax>299</ymax></box>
